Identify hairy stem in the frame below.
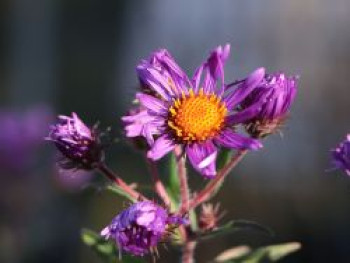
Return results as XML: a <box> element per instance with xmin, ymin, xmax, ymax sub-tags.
<box><xmin>182</xmin><ymin>241</ymin><xmax>197</xmax><ymax>263</ymax></box>
<box><xmin>186</xmin><ymin>150</ymin><xmax>248</xmax><ymax>212</ymax></box>
<box><xmin>97</xmin><ymin>162</ymin><xmax>143</xmax><ymax>200</ymax></box>
<box><xmin>145</xmin><ymin>157</ymin><xmax>172</xmax><ymax>207</ymax></box>
<box><xmin>175</xmin><ymin>146</ymin><xmax>190</xmax><ymax>214</ymax></box>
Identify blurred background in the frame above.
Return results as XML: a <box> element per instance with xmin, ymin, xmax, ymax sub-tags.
<box><xmin>1</xmin><ymin>0</ymin><xmax>350</xmax><ymax>262</ymax></box>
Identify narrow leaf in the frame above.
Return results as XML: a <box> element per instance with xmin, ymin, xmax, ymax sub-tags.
<box><xmin>214</xmin><ymin>242</ymin><xmax>301</xmax><ymax>263</ymax></box>
<box><xmin>196</xmin><ymin>220</ymin><xmax>273</xmax><ymax>242</ymax></box>
<box><xmin>106</xmin><ymin>185</ymin><xmax>137</xmax><ymax>203</ymax></box>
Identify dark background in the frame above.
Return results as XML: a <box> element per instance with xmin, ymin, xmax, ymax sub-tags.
<box><xmin>1</xmin><ymin>0</ymin><xmax>350</xmax><ymax>262</ymax></box>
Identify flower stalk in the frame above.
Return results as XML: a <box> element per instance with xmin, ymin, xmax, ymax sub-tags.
<box><xmin>186</xmin><ymin>149</ymin><xmax>248</xmax><ymax>212</ymax></box>
<box><xmin>96</xmin><ymin>162</ymin><xmax>143</xmax><ymax>200</ymax></box>
<box><xmin>175</xmin><ymin>146</ymin><xmax>190</xmax><ymax>214</ymax></box>
<box><xmin>182</xmin><ymin>241</ymin><xmax>197</xmax><ymax>263</ymax></box>
<box><xmin>145</xmin><ymin>157</ymin><xmax>172</xmax><ymax>207</ymax></box>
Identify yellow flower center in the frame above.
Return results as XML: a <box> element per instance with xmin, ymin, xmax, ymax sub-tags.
<box><xmin>167</xmin><ymin>89</ymin><xmax>227</xmax><ymax>142</ymax></box>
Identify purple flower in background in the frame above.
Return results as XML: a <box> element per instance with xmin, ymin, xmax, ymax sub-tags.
<box><xmin>123</xmin><ymin>44</ymin><xmax>263</xmax><ymax>178</ymax></box>
<box><xmin>47</xmin><ymin>113</ymin><xmax>103</xmax><ymax>170</ymax></box>
<box><xmin>0</xmin><ymin>107</ymin><xmax>52</xmax><ymax>174</ymax></box>
<box><xmin>331</xmin><ymin>134</ymin><xmax>350</xmax><ymax>176</ymax></box>
<box><xmin>239</xmin><ymin>72</ymin><xmax>298</xmax><ymax>137</ymax></box>
<box><xmin>101</xmin><ymin>201</ymin><xmax>186</xmax><ymax>256</ymax></box>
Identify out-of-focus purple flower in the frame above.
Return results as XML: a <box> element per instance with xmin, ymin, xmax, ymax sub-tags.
<box><xmin>101</xmin><ymin>201</ymin><xmax>186</xmax><ymax>256</ymax></box>
<box><xmin>54</xmin><ymin>169</ymin><xmax>93</xmax><ymax>191</ymax></box>
<box><xmin>331</xmin><ymin>134</ymin><xmax>350</xmax><ymax>176</ymax></box>
<box><xmin>239</xmin><ymin>72</ymin><xmax>298</xmax><ymax>137</ymax></box>
<box><xmin>47</xmin><ymin>113</ymin><xmax>103</xmax><ymax>170</ymax></box>
<box><xmin>0</xmin><ymin>106</ymin><xmax>52</xmax><ymax>173</ymax></box>
<box><xmin>123</xmin><ymin>44</ymin><xmax>264</xmax><ymax>178</ymax></box>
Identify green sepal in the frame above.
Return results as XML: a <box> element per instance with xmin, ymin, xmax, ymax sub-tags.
<box><xmin>214</xmin><ymin>242</ymin><xmax>301</xmax><ymax>262</ymax></box>
<box><xmin>81</xmin><ymin>228</ymin><xmax>144</xmax><ymax>263</ymax></box>
<box><xmin>196</xmin><ymin>220</ymin><xmax>273</xmax><ymax>242</ymax></box>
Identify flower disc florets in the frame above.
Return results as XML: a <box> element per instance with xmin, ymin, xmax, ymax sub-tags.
<box><xmin>240</xmin><ymin>73</ymin><xmax>297</xmax><ymax>137</ymax></box>
<box><xmin>47</xmin><ymin>113</ymin><xmax>102</xmax><ymax>170</ymax></box>
<box><xmin>331</xmin><ymin>134</ymin><xmax>350</xmax><ymax>176</ymax></box>
<box><xmin>101</xmin><ymin>201</ymin><xmax>186</xmax><ymax>256</ymax></box>
<box><xmin>168</xmin><ymin>89</ymin><xmax>227</xmax><ymax>142</ymax></box>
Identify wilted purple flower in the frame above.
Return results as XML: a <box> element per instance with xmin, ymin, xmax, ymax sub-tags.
<box><xmin>47</xmin><ymin>113</ymin><xmax>102</xmax><ymax>170</ymax></box>
<box><xmin>239</xmin><ymin>72</ymin><xmax>297</xmax><ymax>137</ymax></box>
<box><xmin>123</xmin><ymin>44</ymin><xmax>264</xmax><ymax>178</ymax></box>
<box><xmin>101</xmin><ymin>201</ymin><xmax>186</xmax><ymax>256</ymax></box>
<box><xmin>331</xmin><ymin>134</ymin><xmax>350</xmax><ymax>176</ymax></box>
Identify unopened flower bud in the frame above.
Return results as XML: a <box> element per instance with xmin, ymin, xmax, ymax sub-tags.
<box><xmin>47</xmin><ymin>113</ymin><xmax>103</xmax><ymax>170</ymax></box>
<box><xmin>240</xmin><ymin>73</ymin><xmax>297</xmax><ymax>138</ymax></box>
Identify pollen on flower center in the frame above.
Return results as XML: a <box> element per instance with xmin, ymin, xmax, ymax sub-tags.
<box><xmin>167</xmin><ymin>89</ymin><xmax>227</xmax><ymax>142</ymax></box>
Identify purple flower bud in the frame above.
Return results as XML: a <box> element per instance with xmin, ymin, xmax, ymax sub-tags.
<box><xmin>47</xmin><ymin>113</ymin><xmax>102</xmax><ymax>170</ymax></box>
<box><xmin>101</xmin><ymin>201</ymin><xmax>186</xmax><ymax>256</ymax></box>
<box><xmin>331</xmin><ymin>134</ymin><xmax>350</xmax><ymax>176</ymax></box>
<box><xmin>240</xmin><ymin>72</ymin><xmax>298</xmax><ymax>137</ymax></box>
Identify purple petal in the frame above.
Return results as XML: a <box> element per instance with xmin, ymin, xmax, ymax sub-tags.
<box><xmin>192</xmin><ymin>64</ymin><xmax>204</xmax><ymax>93</ymax></box>
<box><xmin>226</xmin><ymin>89</ymin><xmax>273</xmax><ymax>125</ymax></box>
<box><xmin>137</xmin><ymin>63</ymin><xmax>172</xmax><ymax>100</ymax></box>
<box><xmin>186</xmin><ymin>141</ymin><xmax>218</xmax><ymax>179</ymax></box>
<box><xmin>147</xmin><ymin>135</ymin><xmax>175</xmax><ymax>160</ymax></box>
<box><xmin>136</xmin><ymin>93</ymin><xmax>167</xmax><ymax>114</ymax></box>
<box><xmin>224</xmin><ymin>68</ymin><xmax>265</xmax><ymax>109</ymax></box>
<box><xmin>215</xmin><ymin>129</ymin><xmax>262</xmax><ymax>150</ymax></box>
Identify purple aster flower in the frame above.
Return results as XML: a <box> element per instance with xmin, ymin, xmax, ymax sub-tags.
<box><xmin>123</xmin><ymin>44</ymin><xmax>264</xmax><ymax>178</ymax></box>
<box><xmin>239</xmin><ymin>72</ymin><xmax>298</xmax><ymax>138</ymax></box>
<box><xmin>101</xmin><ymin>201</ymin><xmax>186</xmax><ymax>256</ymax></box>
<box><xmin>331</xmin><ymin>134</ymin><xmax>350</xmax><ymax>176</ymax></box>
<box><xmin>47</xmin><ymin>113</ymin><xmax>103</xmax><ymax>170</ymax></box>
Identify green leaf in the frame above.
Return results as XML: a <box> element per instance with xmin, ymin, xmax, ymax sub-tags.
<box><xmin>81</xmin><ymin>229</ymin><xmax>144</xmax><ymax>263</ymax></box>
<box><xmin>106</xmin><ymin>185</ymin><xmax>137</xmax><ymax>203</ymax></box>
<box><xmin>217</xmin><ymin>149</ymin><xmax>233</xmax><ymax>170</ymax></box>
<box><xmin>166</xmin><ymin>153</ymin><xmax>181</xmax><ymax>211</ymax></box>
<box><xmin>196</xmin><ymin>220</ymin><xmax>273</xmax><ymax>242</ymax></box>
<box><xmin>214</xmin><ymin>242</ymin><xmax>301</xmax><ymax>263</ymax></box>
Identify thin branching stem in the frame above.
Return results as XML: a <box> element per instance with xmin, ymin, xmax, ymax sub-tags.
<box><xmin>185</xmin><ymin>149</ymin><xmax>248</xmax><ymax>213</ymax></box>
<box><xmin>175</xmin><ymin>146</ymin><xmax>190</xmax><ymax>214</ymax></box>
<box><xmin>182</xmin><ymin>240</ymin><xmax>197</xmax><ymax>263</ymax></box>
<box><xmin>97</xmin><ymin>162</ymin><xmax>144</xmax><ymax>200</ymax></box>
<box><xmin>145</xmin><ymin>157</ymin><xmax>172</xmax><ymax>208</ymax></box>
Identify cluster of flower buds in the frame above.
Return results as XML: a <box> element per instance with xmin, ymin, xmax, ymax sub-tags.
<box><xmin>46</xmin><ymin>44</ymin><xmax>300</xmax><ymax>259</ymax></box>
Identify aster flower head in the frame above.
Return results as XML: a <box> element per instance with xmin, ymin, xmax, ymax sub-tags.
<box><xmin>240</xmin><ymin>72</ymin><xmax>298</xmax><ymax>138</ymax></box>
<box><xmin>331</xmin><ymin>134</ymin><xmax>350</xmax><ymax>176</ymax></box>
<box><xmin>101</xmin><ymin>201</ymin><xmax>186</xmax><ymax>256</ymax></box>
<box><xmin>47</xmin><ymin>113</ymin><xmax>103</xmax><ymax>170</ymax></box>
<box><xmin>124</xmin><ymin>44</ymin><xmax>264</xmax><ymax>178</ymax></box>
